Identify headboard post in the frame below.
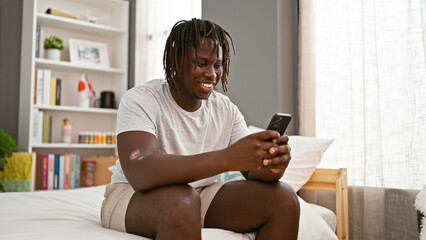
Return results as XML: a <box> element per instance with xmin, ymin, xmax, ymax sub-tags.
<box><xmin>301</xmin><ymin>168</ymin><xmax>349</xmax><ymax>240</ymax></box>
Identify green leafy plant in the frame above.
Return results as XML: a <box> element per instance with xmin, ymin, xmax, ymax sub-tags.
<box><xmin>0</xmin><ymin>129</ymin><xmax>18</xmax><ymax>192</ymax></box>
<box><xmin>44</xmin><ymin>35</ymin><xmax>64</xmax><ymax>50</ymax></box>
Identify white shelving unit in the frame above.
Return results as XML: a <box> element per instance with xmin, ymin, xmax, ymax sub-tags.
<box><xmin>35</xmin><ymin>58</ymin><xmax>124</xmax><ymax>74</ymax></box>
<box><xmin>18</xmin><ymin>0</ymin><xmax>129</xmax><ymax>156</ymax></box>
<box><xmin>36</xmin><ymin>105</ymin><xmax>118</xmax><ymax>114</ymax></box>
<box><xmin>32</xmin><ymin>143</ymin><xmax>116</xmax><ymax>149</ymax></box>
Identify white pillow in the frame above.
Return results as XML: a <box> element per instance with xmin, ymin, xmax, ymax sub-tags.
<box><xmin>298</xmin><ymin>197</ymin><xmax>338</xmax><ymax>240</ymax></box>
<box><xmin>247</xmin><ymin>125</ymin><xmax>333</xmax><ymax>192</ymax></box>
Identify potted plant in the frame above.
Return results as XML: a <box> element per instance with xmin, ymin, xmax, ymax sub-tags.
<box><xmin>44</xmin><ymin>35</ymin><xmax>64</xmax><ymax>61</ymax></box>
<box><xmin>0</xmin><ymin>129</ymin><xmax>18</xmax><ymax>192</ymax></box>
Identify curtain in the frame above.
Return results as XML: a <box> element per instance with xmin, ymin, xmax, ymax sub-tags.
<box><xmin>135</xmin><ymin>0</ymin><xmax>201</xmax><ymax>86</ymax></box>
<box><xmin>299</xmin><ymin>0</ymin><xmax>426</xmax><ymax>239</ymax></box>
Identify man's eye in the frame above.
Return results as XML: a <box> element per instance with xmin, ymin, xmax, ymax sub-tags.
<box><xmin>197</xmin><ymin>61</ymin><xmax>206</xmax><ymax>66</ymax></box>
<box><xmin>214</xmin><ymin>63</ymin><xmax>222</xmax><ymax>69</ymax></box>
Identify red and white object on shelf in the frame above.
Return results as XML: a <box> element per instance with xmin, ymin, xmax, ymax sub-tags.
<box><xmin>78</xmin><ymin>72</ymin><xmax>95</xmax><ymax>108</ymax></box>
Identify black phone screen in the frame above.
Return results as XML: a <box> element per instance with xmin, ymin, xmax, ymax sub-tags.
<box><xmin>266</xmin><ymin>113</ymin><xmax>292</xmax><ymax>135</ymax></box>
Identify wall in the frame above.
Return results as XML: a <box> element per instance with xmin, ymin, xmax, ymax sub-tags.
<box><xmin>202</xmin><ymin>0</ymin><xmax>298</xmax><ymax>134</ymax></box>
<box><xmin>0</xmin><ymin>0</ymin><xmax>22</xmax><ymax>142</ymax></box>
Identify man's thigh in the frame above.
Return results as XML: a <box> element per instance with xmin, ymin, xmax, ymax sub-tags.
<box><xmin>101</xmin><ymin>183</ymin><xmax>135</xmax><ymax>232</ymax></box>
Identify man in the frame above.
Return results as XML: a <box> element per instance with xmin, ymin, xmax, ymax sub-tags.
<box><xmin>101</xmin><ymin>18</ymin><xmax>300</xmax><ymax>239</ymax></box>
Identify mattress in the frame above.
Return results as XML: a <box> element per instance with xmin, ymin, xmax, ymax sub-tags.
<box><xmin>0</xmin><ymin>185</ymin><xmax>337</xmax><ymax>240</ymax></box>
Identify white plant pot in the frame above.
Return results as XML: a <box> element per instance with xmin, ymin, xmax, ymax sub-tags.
<box><xmin>45</xmin><ymin>49</ymin><xmax>61</xmax><ymax>61</ymax></box>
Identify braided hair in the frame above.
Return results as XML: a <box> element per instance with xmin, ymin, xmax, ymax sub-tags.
<box><xmin>163</xmin><ymin>18</ymin><xmax>235</xmax><ymax>92</ymax></box>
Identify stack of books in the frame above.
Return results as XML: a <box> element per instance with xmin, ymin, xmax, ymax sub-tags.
<box><xmin>0</xmin><ymin>153</ymin><xmax>117</xmax><ymax>192</ymax></box>
<box><xmin>35</xmin><ymin>153</ymin><xmax>81</xmax><ymax>190</ymax></box>
<box><xmin>32</xmin><ymin>110</ymin><xmax>53</xmax><ymax>144</ymax></box>
<box><xmin>34</xmin><ymin>68</ymin><xmax>62</xmax><ymax>107</ymax></box>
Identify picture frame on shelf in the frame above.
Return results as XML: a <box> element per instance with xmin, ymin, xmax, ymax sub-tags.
<box><xmin>69</xmin><ymin>38</ymin><xmax>109</xmax><ymax>68</ymax></box>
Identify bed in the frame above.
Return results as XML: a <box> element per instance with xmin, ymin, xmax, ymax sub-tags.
<box><xmin>0</xmin><ymin>133</ymin><xmax>348</xmax><ymax>239</ymax></box>
<box><xmin>0</xmin><ymin>167</ymin><xmax>347</xmax><ymax>240</ymax></box>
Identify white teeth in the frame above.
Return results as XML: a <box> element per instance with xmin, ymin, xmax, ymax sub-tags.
<box><xmin>201</xmin><ymin>83</ymin><xmax>213</xmax><ymax>88</ymax></box>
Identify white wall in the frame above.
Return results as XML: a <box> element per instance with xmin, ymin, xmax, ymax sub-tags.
<box><xmin>202</xmin><ymin>0</ymin><xmax>298</xmax><ymax>134</ymax></box>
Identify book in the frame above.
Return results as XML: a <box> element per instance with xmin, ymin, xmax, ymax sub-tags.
<box><xmin>54</xmin><ymin>154</ymin><xmax>60</xmax><ymax>190</ymax></box>
<box><xmin>36</xmin><ymin>69</ymin><xmax>44</xmax><ymax>105</ymax></box>
<box><xmin>47</xmin><ymin>154</ymin><xmax>55</xmax><ymax>190</ymax></box>
<box><xmin>42</xmin><ymin>113</ymin><xmax>51</xmax><ymax>143</ymax></box>
<box><xmin>35</xmin><ymin>23</ymin><xmax>41</xmax><ymax>58</ymax></box>
<box><xmin>42</xmin><ymin>69</ymin><xmax>51</xmax><ymax>106</ymax></box>
<box><xmin>49</xmin><ymin>77</ymin><xmax>57</xmax><ymax>106</ymax></box>
<box><xmin>0</xmin><ymin>153</ymin><xmax>36</xmax><ymax>192</ymax></box>
<box><xmin>42</xmin><ymin>154</ymin><xmax>48</xmax><ymax>190</ymax></box>
<box><xmin>55</xmin><ymin>78</ymin><xmax>61</xmax><ymax>105</ymax></box>
<box><xmin>70</xmin><ymin>154</ymin><xmax>76</xmax><ymax>189</ymax></box>
<box><xmin>35</xmin><ymin>154</ymin><xmax>48</xmax><ymax>190</ymax></box>
<box><xmin>59</xmin><ymin>155</ymin><xmax>65</xmax><ymax>190</ymax></box>
<box><xmin>32</xmin><ymin>109</ymin><xmax>43</xmax><ymax>145</ymax></box>
<box><xmin>74</xmin><ymin>154</ymin><xmax>81</xmax><ymax>188</ymax></box>
<box><xmin>64</xmin><ymin>154</ymin><xmax>70</xmax><ymax>189</ymax></box>
<box><xmin>33</xmin><ymin>69</ymin><xmax>37</xmax><ymax>104</ymax></box>
<box><xmin>49</xmin><ymin>115</ymin><xmax>52</xmax><ymax>143</ymax></box>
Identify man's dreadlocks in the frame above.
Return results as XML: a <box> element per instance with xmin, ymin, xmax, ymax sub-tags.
<box><xmin>163</xmin><ymin>18</ymin><xmax>235</xmax><ymax>92</ymax></box>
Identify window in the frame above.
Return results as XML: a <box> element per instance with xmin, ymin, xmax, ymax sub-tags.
<box><xmin>299</xmin><ymin>0</ymin><xmax>426</xmax><ymax>190</ymax></box>
<box><xmin>135</xmin><ymin>0</ymin><xmax>201</xmax><ymax>85</ymax></box>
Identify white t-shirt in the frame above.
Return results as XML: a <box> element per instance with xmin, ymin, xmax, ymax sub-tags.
<box><xmin>111</xmin><ymin>79</ymin><xmax>250</xmax><ymax>188</ymax></box>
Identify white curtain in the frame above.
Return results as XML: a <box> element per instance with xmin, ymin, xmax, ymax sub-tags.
<box><xmin>135</xmin><ymin>0</ymin><xmax>201</xmax><ymax>86</ymax></box>
<box><xmin>299</xmin><ymin>0</ymin><xmax>426</xmax><ymax>190</ymax></box>
<box><xmin>299</xmin><ymin>1</ymin><xmax>426</xmax><ymax>238</ymax></box>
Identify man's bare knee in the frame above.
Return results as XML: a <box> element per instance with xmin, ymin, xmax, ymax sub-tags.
<box><xmin>274</xmin><ymin>182</ymin><xmax>300</xmax><ymax>217</ymax></box>
<box><xmin>125</xmin><ymin>185</ymin><xmax>202</xmax><ymax>239</ymax></box>
<box><xmin>158</xmin><ymin>185</ymin><xmax>202</xmax><ymax>230</ymax></box>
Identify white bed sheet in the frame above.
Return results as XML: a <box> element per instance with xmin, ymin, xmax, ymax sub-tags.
<box><xmin>0</xmin><ymin>185</ymin><xmax>337</xmax><ymax>240</ymax></box>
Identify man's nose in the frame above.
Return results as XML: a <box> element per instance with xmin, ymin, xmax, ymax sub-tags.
<box><xmin>205</xmin><ymin>65</ymin><xmax>216</xmax><ymax>79</ymax></box>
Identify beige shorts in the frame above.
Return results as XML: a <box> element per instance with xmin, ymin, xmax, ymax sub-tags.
<box><xmin>100</xmin><ymin>182</ymin><xmax>226</xmax><ymax>233</ymax></box>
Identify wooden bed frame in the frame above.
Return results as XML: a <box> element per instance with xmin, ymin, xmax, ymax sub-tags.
<box><xmin>301</xmin><ymin>168</ymin><xmax>349</xmax><ymax>240</ymax></box>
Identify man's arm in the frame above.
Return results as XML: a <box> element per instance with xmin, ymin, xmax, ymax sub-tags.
<box><xmin>118</xmin><ymin>130</ymin><xmax>280</xmax><ymax>193</ymax></box>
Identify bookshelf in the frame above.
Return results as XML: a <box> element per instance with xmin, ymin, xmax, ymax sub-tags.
<box><xmin>18</xmin><ymin>0</ymin><xmax>129</xmax><ymax>157</ymax></box>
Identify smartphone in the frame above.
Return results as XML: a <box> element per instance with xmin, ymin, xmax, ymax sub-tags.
<box><xmin>266</xmin><ymin>113</ymin><xmax>292</xmax><ymax>135</ymax></box>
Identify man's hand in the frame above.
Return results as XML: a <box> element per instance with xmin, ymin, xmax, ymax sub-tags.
<box><xmin>261</xmin><ymin>135</ymin><xmax>291</xmax><ymax>174</ymax></box>
<box><xmin>223</xmin><ymin>130</ymin><xmax>281</xmax><ymax>172</ymax></box>
<box><xmin>242</xmin><ymin>133</ymin><xmax>291</xmax><ymax>181</ymax></box>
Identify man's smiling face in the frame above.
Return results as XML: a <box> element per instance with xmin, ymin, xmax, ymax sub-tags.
<box><xmin>174</xmin><ymin>38</ymin><xmax>223</xmax><ymax>108</ymax></box>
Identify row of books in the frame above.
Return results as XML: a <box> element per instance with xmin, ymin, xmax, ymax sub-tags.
<box><xmin>0</xmin><ymin>153</ymin><xmax>81</xmax><ymax>192</ymax></box>
<box><xmin>1</xmin><ymin>153</ymin><xmax>118</xmax><ymax>192</ymax></box>
<box><xmin>32</xmin><ymin>110</ymin><xmax>52</xmax><ymax>144</ymax></box>
<box><xmin>34</xmin><ymin>68</ymin><xmax>62</xmax><ymax>106</ymax></box>
<box><xmin>36</xmin><ymin>153</ymin><xmax>81</xmax><ymax>190</ymax></box>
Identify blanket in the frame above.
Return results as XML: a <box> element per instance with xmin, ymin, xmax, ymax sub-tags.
<box><xmin>0</xmin><ymin>185</ymin><xmax>337</xmax><ymax>240</ymax></box>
